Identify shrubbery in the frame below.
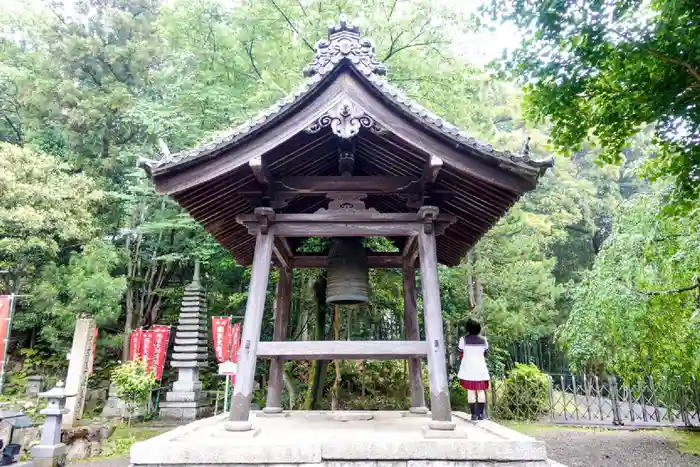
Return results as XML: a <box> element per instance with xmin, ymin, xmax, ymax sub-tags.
<box><xmin>492</xmin><ymin>363</ymin><xmax>548</xmax><ymax>421</ymax></box>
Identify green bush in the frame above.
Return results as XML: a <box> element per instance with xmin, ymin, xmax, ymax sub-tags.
<box><xmin>449</xmin><ymin>378</ymin><xmax>470</xmax><ymax>412</ymax></box>
<box><xmin>342</xmin><ymin>395</ymin><xmax>410</xmax><ymax>410</ymax></box>
<box><xmin>492</xmin><ymin>363</ymin><xmax>548</xmax><ymax>421</ymax></box>
<box><xmin>111</xmin><ymin>360</ymin><xmax>156</xmax><ymax>426</ymax></box>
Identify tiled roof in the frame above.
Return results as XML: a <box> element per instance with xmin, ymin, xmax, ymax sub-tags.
<box><xmin>143</xmin><ymin>15</ymin><xmax>552</xmax><ymax>178</ymax></box>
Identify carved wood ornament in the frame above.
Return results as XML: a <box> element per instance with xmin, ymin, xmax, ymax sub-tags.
<box><xmin>305</xmin><ymin>98</ymin><xmax>385</xmax><ymax>139</ymax></box>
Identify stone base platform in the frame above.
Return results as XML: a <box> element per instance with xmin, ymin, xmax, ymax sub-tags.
<box><xmin>131</xmin><ymin>411</ymin><xmax>565</xmax><ymax>467</ymax></box>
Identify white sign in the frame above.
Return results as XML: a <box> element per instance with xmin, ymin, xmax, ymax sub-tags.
<box><xmin>218</xmin><ymin>361</ymin><xmax>237</xmax><ymax>376</ymax></box>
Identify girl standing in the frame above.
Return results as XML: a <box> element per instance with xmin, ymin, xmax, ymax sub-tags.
<box><xmin>457</xmin><ymin>319</ymin><xmax>490</xmax><ymax>420</ymax></box>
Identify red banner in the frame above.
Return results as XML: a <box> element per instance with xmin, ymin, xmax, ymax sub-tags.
<box><xmin>230</xmin><ymin>322</ymin><xmax>242</xmax><ymax>363</ymax></box>
<box><xmin>229</xmin><ymin>322</ymin><xmax>242</xmax><ymax>385</ymax></box>
<box><xmin>129</xmin><ymin>329</ymin><xmax>142</xmax><ymax>361</ymax></box>
<box><xmin>152</xmin><ymin>325</ymin><xmax>170</xmax><ymax>381</ymax></box>
<box><xmin>0</xmin><ymin>296</ymin><xmax>14</xmax><ymax>386</ymax></box>
<box><xmin>89</xmin><ymin>328</ymin><xmax>98</xmax><ymax>374</ymax></box>
<box><xmin>212</xmin><ymin>317</ymin><xmax>231</xmax><ymax>363</ymax></box>
<box><xmin>140</xmin><ymin>330</ymin><xmax>156</xmax><ymax>373</ymax></box>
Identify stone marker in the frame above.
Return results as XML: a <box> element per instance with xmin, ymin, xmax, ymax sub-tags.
<box><xmin>26</xmin><ymin>375</ymin><xmax>44</xmax><ymax>397</ymax></box>
<box><xmin>32</xmin><ymin>382</ymin><xmax>69</xmax><ymax>467</ymax></box>
<box><xmin>159</xmin><ymin>263</ymin><xmax>211</xmax><ymax>420</ymax></box>
<box><xmin>63</xmin><ymin>318</ymin><xmax>96</xmax><ymax>428</ymax></box>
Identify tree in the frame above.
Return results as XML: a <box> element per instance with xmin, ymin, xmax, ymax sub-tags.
<box><xmin>0</xmin><ymin>143</ymin><xmax>103</xmax><ymax>293</ymax></box>
<box><xmin>111</xmin><ymin>359</ymin><xmax>157</xmax><ymax>427</ymax></box>
<box><xmin>486</xmin><ymin>0</ymin><xmax>700</xmax><ymax>212</ymax></box>
<box><xmin>17</xmin><ymin>240</ymin><xmax>126</xmax><ymax>354</ymax></box>
<box><xmin>561</xmin><ymin>187</ymin><xmax>700</xmax><ymax>381</ymax></box>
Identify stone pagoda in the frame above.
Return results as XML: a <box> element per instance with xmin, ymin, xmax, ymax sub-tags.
<box><xmin>159</xmin><ymin>262</ymin><xmax>211</xmax><ymax>420</ymax></box>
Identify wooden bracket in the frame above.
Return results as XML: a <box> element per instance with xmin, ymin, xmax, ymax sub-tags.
<box><xmin>254</xmin><ymin>207</ymin><xmax>275</xmax><ymax>235</ymax></box>
<box><xmin>417</xmin><ymin>206</ymin><xmax>440</xmax><ymax>235</ymax></box>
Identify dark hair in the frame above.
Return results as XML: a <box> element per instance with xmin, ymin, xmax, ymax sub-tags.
<box><xmin>465</xmin><ymin>319</ymin><xmax>481</xmax><ymax>336</ymax></box>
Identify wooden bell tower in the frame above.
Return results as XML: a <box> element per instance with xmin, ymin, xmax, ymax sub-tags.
<box><xmin>142</xmin><ymin>15</ymin><xmax>552</xmax><ymax>432</ymax></box>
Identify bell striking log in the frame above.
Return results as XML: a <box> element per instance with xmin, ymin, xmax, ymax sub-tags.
<box><xmin>326</xmin><ymin>237</ymin><xmax>370</xmax><ymax>305</ymax></box>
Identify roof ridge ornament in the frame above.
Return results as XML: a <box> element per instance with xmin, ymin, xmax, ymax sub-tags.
<box><xmin>303</xmin><ymin>14</ymin><xmax>386</xmax><ymax>78</ymax></box>
<box><xmin>305</xmin><ymin>97</ymin><xmax>385</xmax><ymax>139</ymax></box>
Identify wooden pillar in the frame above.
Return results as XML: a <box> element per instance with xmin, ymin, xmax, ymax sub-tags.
<box><xmin>264</xmin><ymin>267</ymin><xmax>292</xmax><ymax>414</ymax></box>
<box><xmin>226</xmin><ymin>209</ymin><xmax>275</xmax><ymax>431</ymax></box>
<box><xmin>403</xmin><ymin>264</ymin><xmax>427</xmax><ymax>413</ymax></box>
<box><xmin>417</xmin><ymin>206</ymin><xmax>455</xmax><ymax>430</ymax></box>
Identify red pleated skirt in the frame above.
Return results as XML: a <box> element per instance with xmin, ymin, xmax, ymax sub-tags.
<box><xmin>460</xmin><ymin>379</ymin><xmax>489</xmax><ymax>390</ymax></box>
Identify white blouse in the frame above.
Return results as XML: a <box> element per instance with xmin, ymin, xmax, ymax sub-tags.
<box><xmin>457</xmin><ymin>336</ymin><xmax>490</xmax><ymax>382</ymax></box>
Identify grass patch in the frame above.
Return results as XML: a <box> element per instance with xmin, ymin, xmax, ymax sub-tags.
<box><xmin>664</xmin><ymin>429</ymin><xmax>700</xmax><ymax>456</ymax></box>
<box><xmin>77</xmin><ymin>423</ymin><xmax>171</xmax><ymax>462</ymax></box>
<box><xmin>503</xmin><ymin>421</ymin><xmax>615</xmax><ymax>437</ymax></box>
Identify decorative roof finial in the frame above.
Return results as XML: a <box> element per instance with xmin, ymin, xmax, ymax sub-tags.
<box><xmin>192</xmin><ymin>260</ymin><xmax>201</xmax><ymax>286</ymax></box>
<box><xmin>520</xmin><ymin>137</ymin><xmax>531</xmax><ymax>159</ymax></box>
<box><xmin>304</xmin><ymin>14</ymin><xmax>386</xmax><ymax>78</ymax></box>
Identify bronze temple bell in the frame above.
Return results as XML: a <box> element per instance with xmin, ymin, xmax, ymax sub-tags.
<box><xmin>326</xmin><ymin>237</ymin><xmax>370</xmax><ymax>305</ymax></box>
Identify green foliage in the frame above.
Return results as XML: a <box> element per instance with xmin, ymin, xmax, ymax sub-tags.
<box><xmin>0</xmin><ymin>0</ymin><xmax>679</xmax><ymax>407</ymax></box>
<box><xmin>4</xmin><ymin>348</ymin><xmax>62</xmax><ymax>396</ymax></box>
<box><xmin>561</xmin><ymin>187</ymin><xmax>700</xmax><ymax>381</ymax></box>
<box><xmin>111</xmin><ymin>360</ymin><xmax>156</xmax><ymax>423</ymax></box>
<box><xmin>486</xmin><ymin>0</ymin><xmax>700</xmax><ymax>211</ymax></box>
<box><xmin>493</xmin><ymin>363</ymin><xmax>548</xmax><ymax>421</ymax></box>
<box><xmin>0</xmin><ymin>143</ymin><xmax>102</xmax><ymax>290</ymax></box>
<box><xmin>449</xmin><ymin>378</ymin><xmax>470</xmax><ymax>412</ymax></box>
<box><xmin>16</xmin><ymin>240</ymin><xmax>125</xmax><ymax>355</ymax></box>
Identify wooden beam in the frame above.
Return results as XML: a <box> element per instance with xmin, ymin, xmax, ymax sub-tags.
<box><xmin>272</xmin><ymin>238</ymin><xmax>292</xmax><ymax>269</ymax></box>
<box><xmin>424</xmin><ymin>155</ymin><xmax>443</xmax><ymax>183</ymax></box>
<box><xmin>257</xmin><ymin>340</ymin><xmax>428</xmax><ymax>360</ymax></box>
<box><xmin>229</xmin><ymin>222</ymin><xmax>274</xmax><ymax>428</ymax></box>
<box><xmin>237</xmin><ymin>212</ymin><xmax>456</xmax><ymax>238</ymax></box>
<box><xmin>265</xmin><ymin>267</ymin><xmax>292</xmax><ymax>413</ymax></box>
<box><xmin>273</xmin><ymin>222</ymin><xmax>420</xmax><ymax>237</ymax></box>
<box><xmin>248</xmin><ymin>156</ymin><xmax>271</xmax><ymax>185</ymax></box>
<box><xmin>275</xmin><ymin>176</ymin><xmax>420</xmax><ymax>194</ymax></box>
<box><xmin>402</xmin><ymin>235</ymin><xmax>418</xmax><ymax>266</ymax></box>
<box><xmin>417</xmin><ymin>206</ymin><xmax>453</xmax><ymax>427</ymax></box>
<box><xmin>403</xmin><ymin>265</ymin><xmax>427</xmax><ymax>411</ymax></box>
<box><xmin>237</xmin><ymin>212</ymin><xmax>456</xmax><ymax>223</ymax></box>
<box><xmin>292</xmin><ymin>252</ymin><xmax>404</xmax><ymax>268</ymax></box>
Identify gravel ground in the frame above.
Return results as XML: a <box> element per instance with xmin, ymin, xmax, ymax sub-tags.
<box><xmin>535</xmin><ymin>428</ymin><xmax>700</xmax><ymax>467</ymax></box>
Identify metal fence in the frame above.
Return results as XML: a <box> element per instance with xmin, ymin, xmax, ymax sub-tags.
<box><xmin>488</xmin><ymin>373</ymin><xmax>700</xmax><ymax>427</ymax></box>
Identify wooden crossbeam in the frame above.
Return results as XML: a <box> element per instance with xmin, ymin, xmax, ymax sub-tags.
<box><xmin>275</xmin><ymin>176</ymin><xmax>420</xmax><ymax>194</ymax></box>
<box><xmin>249</xmin><ymin>156</ymin><xmax>271</xmax><ymax>185</ymax></box>
<box><xmin>256</xmin><ymin>340</ymin><xmax>428</xmax><ymax>360</ymax></box>
<box><xmin>423</xmin><ymin>155</ymin><xmax>443</xmax><ymax>183</ymax></box>
<box><xmin>292</xmin><ymin>252</ymin><xmax>403</xmax><ymax>268</ymax></box>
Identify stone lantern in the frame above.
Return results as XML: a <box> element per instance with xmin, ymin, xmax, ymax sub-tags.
<box><xmin>32</xmin><ymin>382</ymin><xmax>70</xmax><ymax>467</ymax></box>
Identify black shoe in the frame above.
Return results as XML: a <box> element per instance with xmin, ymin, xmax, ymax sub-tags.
<box><xmin>476</xmin><ymin>403</ymin><xmax>486</xmax><ymax>420</ymax></box>
<box><xmin>469</xmin><ymin>403</ymin><xmax>477</xmax><ymax>420</ymax></box>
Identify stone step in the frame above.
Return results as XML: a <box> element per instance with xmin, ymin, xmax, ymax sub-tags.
<box><xmin>174</xmin><ymin>345</ymin><xmax>208</xmax><ymax>353</ymax></box>
<box><xmin>164</xmin><ymin>391</ymin><xmax>208</xmax><ymax>402</ymax></box>
<box><xmin>174</xmin><ymin>338</ymin><xmax>208</xmax><ymax>346</ymax></box>
<box><xmin>159</xmin><ymin>399</ymin><xmax>210</xmax><ymax>409</ymax></box>
<box><xmin>176</xmin><ymin>331</ymin><xmax>208</xmax><ymax>339</ymax></box>
<box><xmin>178</xmin><ymin>312</ymin><xmax>206</xmax><ymax>319</ymax></box>
<box><xmin>177</xmin><ymin>324</ymin><xmax>204</xmax><ymax>332</ymax></box>
<box><xmin>178</xmin><ymin>318</ymin><xmax>207</xmax><ymax>326</ymax></box>
<box><xmin>172</xmin><ymin>352</ymin><xmax>208</xmax><ymax>361</ymax></box>
<box><xmin>171</xmin><ymin>360</ymin><xmax>208</xmax><ymax>369</ymax></box>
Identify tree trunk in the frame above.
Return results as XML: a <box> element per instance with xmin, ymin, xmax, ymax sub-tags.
<box><xmin>303</xmin><ymin>272</ymin><xmax>328</xmax><ymax>410</ymax></box>
<box><xmin>331</xmin><ymin>304</ymin><xmax>341</xmax><ymax>410</ymax></box>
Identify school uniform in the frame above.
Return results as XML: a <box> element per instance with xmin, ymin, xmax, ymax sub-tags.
<box><xmin>457</xmin><ymin>334</ymin><xmax>490</xmax><ymax>419</ymax></box>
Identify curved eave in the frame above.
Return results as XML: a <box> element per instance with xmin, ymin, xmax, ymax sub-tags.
<box><xmin>146</xmin><ymin>59</ymin><xmax>552</xmax><ymax>185</ymax></box>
